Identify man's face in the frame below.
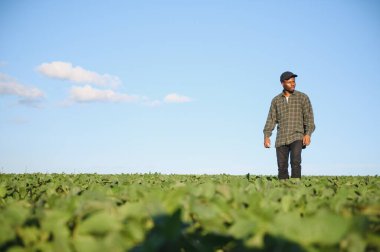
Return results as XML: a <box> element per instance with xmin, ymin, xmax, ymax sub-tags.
<box><xmin>282</xmin><ymin>77</ymin><xmax>296</xmax><ymax>93</ymax></box>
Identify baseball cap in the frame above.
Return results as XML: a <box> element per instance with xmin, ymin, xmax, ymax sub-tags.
<box><xmin>280</xmin><ymin>71</ymin><xmax>298</xmax><ymax>82</ymax></box>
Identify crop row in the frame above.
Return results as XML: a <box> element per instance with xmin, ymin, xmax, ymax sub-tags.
<box><xmin>0</xmin><ymin>174</ymin><xmax>379</xmax><ymax>251</ymax></box>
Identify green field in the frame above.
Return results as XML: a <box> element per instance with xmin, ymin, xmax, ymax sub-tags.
<box><xmin>0</xmin><ymin>174</ymin><xmax>379</xmax><ymax>252</ymax></box>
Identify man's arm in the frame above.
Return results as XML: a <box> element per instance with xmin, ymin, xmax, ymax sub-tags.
<box><xmin>263</xmin><ymin>100</ymin><xmax>277</xmax><ymax>148</ymax></box>
<box><xmin>302</xmin><ymin>95</ymin><xmax>315</xmax><ymax>146</ymax></box>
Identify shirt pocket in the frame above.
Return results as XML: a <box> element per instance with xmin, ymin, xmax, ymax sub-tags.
<box><xmin>276</xmin><ymin>101</ymin><xmax>287</xmax><ymax>120</ymax></box>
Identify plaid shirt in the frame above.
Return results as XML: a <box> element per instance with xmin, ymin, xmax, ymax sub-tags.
<box><xmin>263</xmin><ymin>90</ymin><xmax>315</xmax><ymax>147</ymax></box>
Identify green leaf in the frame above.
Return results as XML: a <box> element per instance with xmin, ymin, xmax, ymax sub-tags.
<box><xmin>193</xmin><ymin>182</ymin><xmax>215</xmax><ymax>199</ymax></box>
<box><xmin>281</xmin><ymin>194</ymin><xmax>293</xmax><ymax>212</ymax></box>
<box><xmin>228</xmin><ymin>219</ymin><xmax>256</xmax><ymax>239</ymax></box>
<box><xmin>76</xmin><ymin>211</ymin><xmax>121</xmax><ymax>236</ymax></box>
<box><xmin>0</xmin><ymin>223</ymin><xmax>16</xmax><ymax>244</ymax></box>
<box><xmin>40</xmin><ymin>210</ymin><xmax>71</xmax><ymax>252</ymax></box>
<box><xmin>73</xmin><ymin>235</ymin><xmax>106</xmax><ymax>252</ymax></box>
<box><xmin>216</xmin><ymin>184</ymin><xmax>232</xmax><ymax>201</ymax></box>
<box><xmin>273</xmin><ymin>210</ymin><xmax>351</xmax><ymax>246</ymax></box>
<box><xmin>0</xmin><ymin>183</ymin><xmax>7</xmax><ymax>198</ymax></box>
<box><xmin>7</xmin><ymin>246</ymin><xmax>27</xmax><ymax>252</ymax></box>
<box><xmin>0</xmin><ymin>201</ymin><xmax>30</xmax><ymax>244</ymax></box>
<box><xmin>17</xmin><ymin>226</ymin><xmax>40</xmax><ymax>247</ymax></box>
<box><xmin>119</xmin><ymin>202</ymin><xmax>148</xmax><ymax>219</ymax></box>
<box><xmin>122</xmin><ymin>219</ymin><xmax>147</xmax><ymax>243</ymax></box>
<box><xmin>341</xmin><ymin>233</ymin><xmax>367</xmax><ymax>252</ymax></box>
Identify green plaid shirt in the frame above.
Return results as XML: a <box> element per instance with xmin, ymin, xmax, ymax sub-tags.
<box><xmin>263</xmin><ymin>90</ymin><xmax>315</xmax><ymax>147</ymax></box>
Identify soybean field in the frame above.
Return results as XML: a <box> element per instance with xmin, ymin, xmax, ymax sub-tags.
<box><xmin>0</xmin><ymin>174</ymin><xmax>379</xmax><ymax>252</ymax></box>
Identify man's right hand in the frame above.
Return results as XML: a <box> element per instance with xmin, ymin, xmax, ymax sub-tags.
<box><xmin>264</xmin><ymin>137</ymin><xmax>271</xmax><ymax>148</ymax></box>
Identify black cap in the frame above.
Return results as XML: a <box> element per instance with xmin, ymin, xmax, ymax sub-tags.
<box><xmin>280</xmin><ymin>71</ymin><xmax>298</xmax><ymax>82</ymax></box>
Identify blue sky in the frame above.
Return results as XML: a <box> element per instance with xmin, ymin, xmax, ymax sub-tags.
<box><xmin>1</xmin><ymin>0</ymin><xmax>379</xmax><ymax>175</ymax></box>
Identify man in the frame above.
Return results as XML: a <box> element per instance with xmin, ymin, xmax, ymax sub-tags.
<box><xmin>263</xmin><ymin>71</ymin><xmax>315</xmax><ymax>179</ymax></box>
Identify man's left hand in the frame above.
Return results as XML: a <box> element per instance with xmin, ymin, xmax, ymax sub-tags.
<box><xmin>303</xmin><ymin>135</ymin><xmax>311</xmax><ymax>146</ymax></box>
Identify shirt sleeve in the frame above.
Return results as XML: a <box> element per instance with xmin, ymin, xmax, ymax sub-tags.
<box><xmin>303</xmin><ymin>95</ymin><xmax>315</xmax><ymax>136</ymax></box>
<box><xmin>263</xmin><ymin>99</ymin><xmax>277</xmax><ymax>138</ymax></box>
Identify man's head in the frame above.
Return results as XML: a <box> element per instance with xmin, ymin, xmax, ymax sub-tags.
<box><xmin>280</xmin><ymin>71</ymin><xmax>297</xmax><ymax>94</ymax></box>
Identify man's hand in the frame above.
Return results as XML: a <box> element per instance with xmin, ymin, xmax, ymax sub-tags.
<box><xmin>303</xmin><ymin>135</ymin><xmax>311</xmax><ymax>146</ymax></box>
<box><xmin>264</xmin><ymin>137</ymin><xmax>271</xmax><ymax>148</ymax></box>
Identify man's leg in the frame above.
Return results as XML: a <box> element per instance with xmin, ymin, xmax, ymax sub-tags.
<box><xmin>290</xmin><ymin>140</ymin><xmax>303</xmax><ymax>178</ymax></box>
<box><xmin>276</xmin><ymin>145</ymin><xmax>290</xmax><ymax>179</ymax></box>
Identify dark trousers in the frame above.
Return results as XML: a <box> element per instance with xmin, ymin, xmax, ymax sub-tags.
<box><xmin>276</xmin><ymin>140</ymin><xmax>303</xmax><ymax>179</ymax></box>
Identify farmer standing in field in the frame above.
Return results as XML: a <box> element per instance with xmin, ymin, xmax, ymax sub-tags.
<box><xmin>263</xmin><ymin>71</ymin><xmax>315</xmax><ymax>179</ymax></box>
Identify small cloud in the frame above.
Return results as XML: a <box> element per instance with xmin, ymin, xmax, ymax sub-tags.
<box><xmin>37</xmin><ymin>61</ymin><xmax>121</xmax><ymax>88</ymax></box>
<box><xmin>0</xmin><ymin>73</ymin><xmax>45</xmax><ymax>106</ymax></box>
<box><xmin>69</xmin><ymin>85</ymin><xmax>139</xmax><ymax>103</ymax></box>
<box><xmin>164</xmin><ymin>93</ymin><xmax>192</xmax><ymax>103</ymax></box>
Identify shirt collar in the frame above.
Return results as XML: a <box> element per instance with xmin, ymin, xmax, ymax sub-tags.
<box><xmin>281</xmin><ymin>90</ymin><xmax>298</xmax><ymax>97</ymax></box>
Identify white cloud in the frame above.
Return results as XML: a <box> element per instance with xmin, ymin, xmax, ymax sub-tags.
<box><xmin>164</xmin><ymin>93</ymin><xmax>192</xmax><ymax>103</ymax></box>
<box><xmin>35</xmin><ymin>61</ymin><xmax>194</xmax><ymax>106</ymax></box>
<box><xmin>67</xmin><ymin>85</ymin><xmax>192</xmax><ymax>107</ymax></box>
<box><xmin>67</xmin><ymin>85</ymin><xmax>193</xmax><ymax>106</ymax></box>
<box><xmin>69</xmin><ymin>85</ymin><xmax>139</xmax><ymax>103</ymax></box>
<box><xmin>37</xmin><ymin>61</ymin><xmax>121</xmax><ymax>88</ymax></box>
<box><xmin>0</xmin><ymin>73</ymin><xmax>45</xmax><ymax>103</ymax></box>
